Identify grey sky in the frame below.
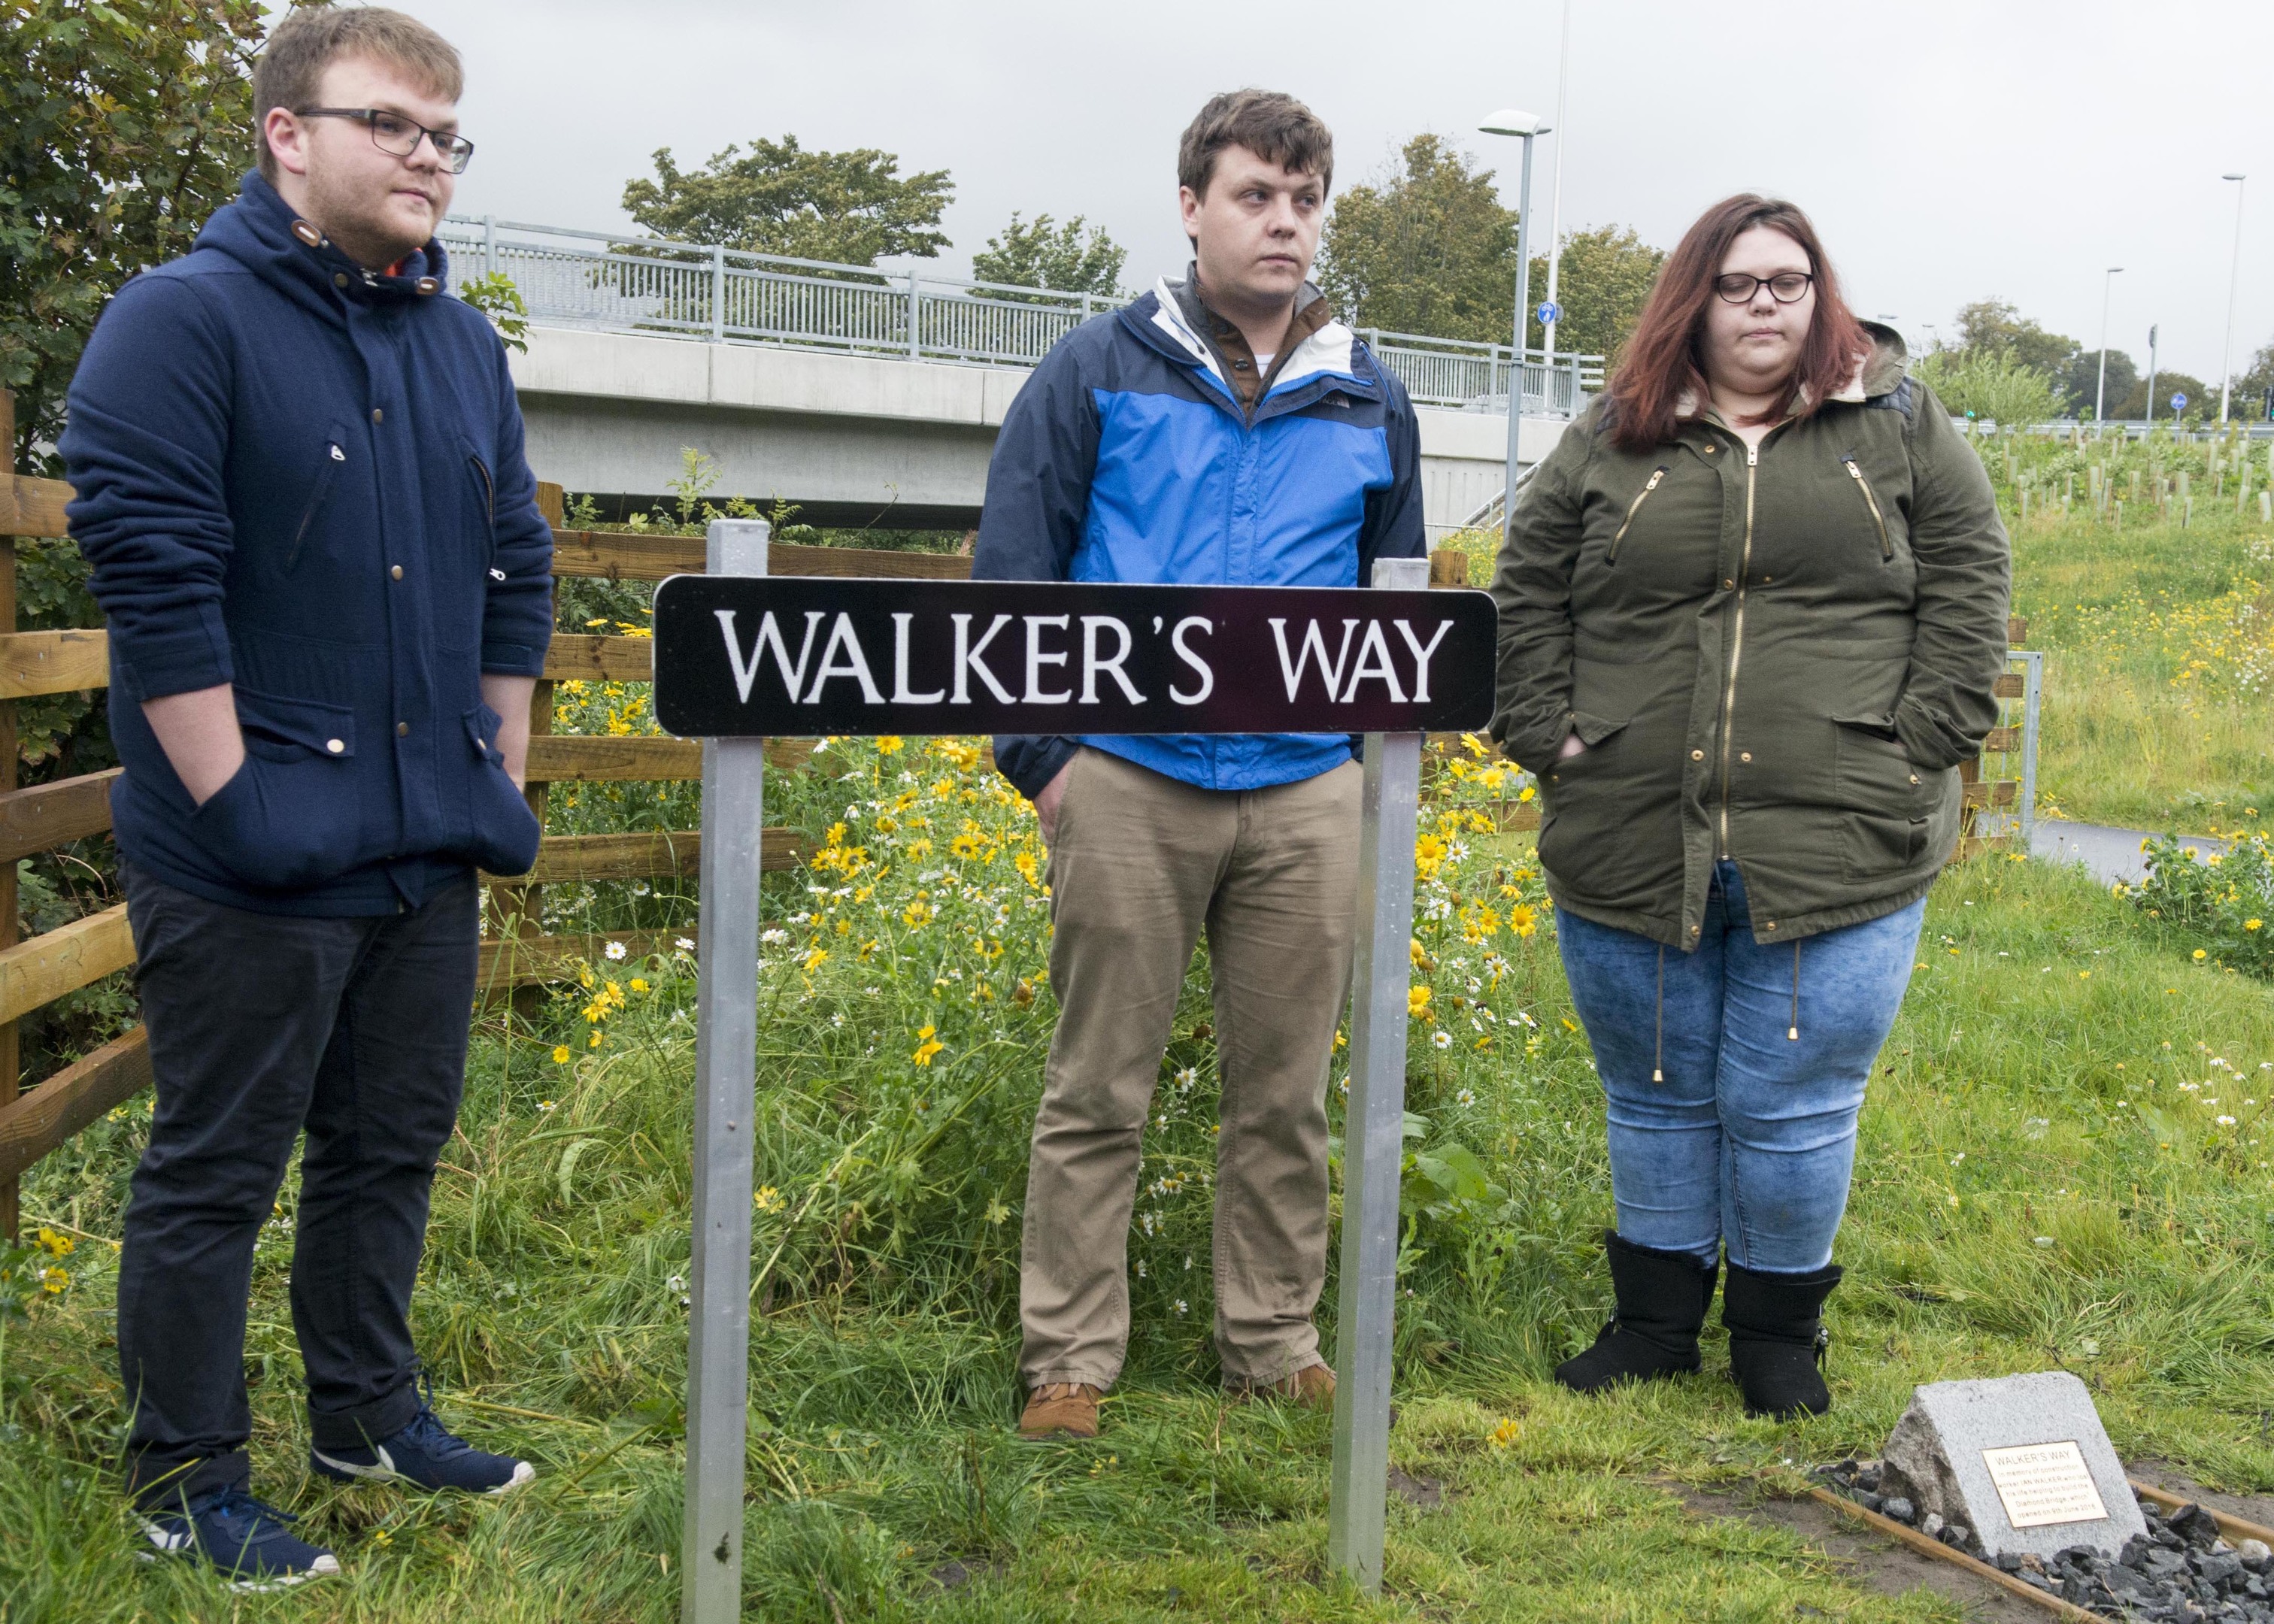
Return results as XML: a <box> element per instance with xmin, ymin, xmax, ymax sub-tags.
<box><xmin>397</xmin><ymin>0</ymin><xmax>2274</xmax><ymax>388</ymax></box>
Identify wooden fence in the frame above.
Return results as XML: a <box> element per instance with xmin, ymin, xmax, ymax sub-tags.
<box><xmin>0</xmin><ymin>421</ymin><xmax>2024</xmax><ymax>1236</ymax></box>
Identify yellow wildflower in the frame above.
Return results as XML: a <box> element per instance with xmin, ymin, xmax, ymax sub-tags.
<box><xmin>912</xmin><ymin>1025</ymin><xmax>945</xmax><ymax>1067</ymax></box>
<box><xmin>1408</xmin><ymin>985</ymin><xmax>1433</xmax><ymax>1021</ymax></box>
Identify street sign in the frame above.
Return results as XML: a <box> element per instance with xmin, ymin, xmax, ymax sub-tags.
<box><xmin>1535</xmin><ymin>300</ymin><xmax>1562</xmax><ymax>326</ymax></box>
<box><xmin>662</xmin><ymin>533</ymin><xmax>1495</xmax><ymax>1617</ymax></box>
<box><xmin>653</xmin><ymin>576</ymin><xmax>1496</xmax><ymax>738</ymax></box>
<box><xmin>2171</xmin><ymin>392</ymin><xmax>2188</xmax><ymax>413</ymax></box>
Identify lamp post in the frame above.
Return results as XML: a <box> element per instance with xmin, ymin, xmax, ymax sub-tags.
<box><xmin>2095</xmin><ymin>266</ymin><xmax>2123</xmax><ymax>426</ymax></box>
<box><xmin>2219</xmin><ymin>174</ymin><xmax>2246</xmax><ymax>423</ymax></box>
<box><xmin>2145</xmin><ymin>324</ymin><xmax>2159</xmax><ymax>429</ymax></box>
<box><xmin>1540</xmin><ymin>0</ymin><xmax>1573</xmax><ymax>365</ymax></box>
<box><xmin>1478</xmin><ymin>108</ymin><xmax>1548</xmax><ymax>541</ymax></box>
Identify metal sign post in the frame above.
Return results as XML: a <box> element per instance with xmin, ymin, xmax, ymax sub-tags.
<box><xmin>681</xmin><ymin>518</ymin><xmax>769</xmax><ymax>1624</ymax></box>
<box><xmin>1326</xmin><ymin>556</ymin><xmax>1427</xmax><ymax>1594</ymax></box>
<box><xmin>653</xmin><ymin>553</ymin><xmax>1492</xmax><ymax>1619</ymax></box>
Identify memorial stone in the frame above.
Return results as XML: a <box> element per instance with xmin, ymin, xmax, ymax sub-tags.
<box><xmin>1879</xmin><ymin>1372</ymin><xmax>2146</xmax><ymax>1562</ymax></box>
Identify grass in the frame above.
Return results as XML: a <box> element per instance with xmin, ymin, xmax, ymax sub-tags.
<box><xmin>5</xmin><ymin>726</ymin><xmax>2273</xmax><ymax>1621</ymax></box>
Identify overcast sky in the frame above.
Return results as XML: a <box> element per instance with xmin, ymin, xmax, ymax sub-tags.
<box><xmin>390</xmin><ymin>0</ymin><xmax>2274</xmax><ymax>387</ymax></box>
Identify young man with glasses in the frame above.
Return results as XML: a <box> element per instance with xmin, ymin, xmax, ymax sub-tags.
<box><xmin>976</xmin><ymin>89</ymin><xmax>1426</xmax><ymax>1440</ymax></box>
<box><xmin>60</xmin><ymin>6</ymin><xmax>550</xmax><ymax>1588</ymax></box>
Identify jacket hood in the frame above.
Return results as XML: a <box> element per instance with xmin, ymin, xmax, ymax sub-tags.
<box><xmin>1123</xmin><ymin>276</ymin><xmax>1376</xmax><ymax>408</ymax></box>
<box><xmin>1849</xmin><ymin>321</ymin><xmax>1910</xmax><ymax>401</ymax></box>
<box><xmin>193</xmin><ymin>171</ymin><xmax>451</xmax><ymax>316</ymax></box>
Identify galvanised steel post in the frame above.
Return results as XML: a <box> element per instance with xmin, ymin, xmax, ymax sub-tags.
<box><xmin>681</xmin><ymin>518</ymin><xmax>770</xmax><ymax>1624</ymax></box>
<box><xmin>711</xmin><ymin>245</ymin><xmax>726</xmax><ymax>344</ymax></box>
<box><xmin>2018</xmin><ymin>650</ymin><xmax>2043</xmax><ymax>850</ymax></box>
<box><xmin>1326</xmin><ymin>553</ymin><xmax>1427</xmax><ymax>1595</ymax></box>
<box><xmin>1503</xmin><ymin>132</ymin><xmax>1539</xmax><ymax>540</ymax></box>
<box><xmin>483</xmin><ymin>214</ymin><xmax>496</xmax><ymax>282</ymax></box>
<box><xmin>2220</xmin><ymin>175</ymin><xmax>2248</xmax><ymax>423</ymax></box>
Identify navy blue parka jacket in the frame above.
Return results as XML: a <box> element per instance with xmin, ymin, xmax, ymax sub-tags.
<box><xmin>61</xmin><ymin>173</ymin><xmax>553</xmax><ymax>914</ymax></box>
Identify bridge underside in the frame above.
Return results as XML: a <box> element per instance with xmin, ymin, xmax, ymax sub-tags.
<box><xmin>511</xmin><ymin>326</ymin><xmax>1564</xmax><ymax>541</ymax></box>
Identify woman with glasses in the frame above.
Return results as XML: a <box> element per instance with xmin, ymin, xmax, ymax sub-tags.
<box><xmin>1488</xmin><ymin>195</ymin><xmax>2009</xmax><ymax>1418</ymax></box>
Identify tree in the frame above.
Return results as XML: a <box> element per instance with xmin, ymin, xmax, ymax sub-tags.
<box><xmin>1317</xmin><ymin>135</ymin><xmax>1519</xmax><ymax>344</ymax></box>
<box><xmin>2115</xmin><ymin>370</ymin><xmax>2210</xmax><ymax>421</ymax></box>
<box><xmin>620</xmin><ymin>136</ymin><xmax>953</xmax><ymax>266</ymax></box>
<box><xmin>2230</xmin><ymin>336</ymin><xmax>2274</xmax><ymax>421</ymax></box>
<box><xmin>1541</xmin><ymin>225</ymin><xmax>1665</xmax><ymax>363</ymax></box>
<box><xmin>2</xmin><ymin>0</ymin><xmax>265</xmax><ymax>465</ymax></box>
<box><xmin>1912</xmin><ymin>348</ymin><xmax>2063</xmax><ymax>428</ymax></box>
<box><xmin>1950</xmin><ymin>298</ymin><xmax>2077</xmax><ymax>376</ymax></box>
<box><xmin>2060</xmin><ymin>350</ymin><xmax>2137</xmax><ymax>419</ymax></box>
<box><xmin>971</xmin><ymin>213</ymin><xmax>1123</xmax><ymax>296</ymax></box>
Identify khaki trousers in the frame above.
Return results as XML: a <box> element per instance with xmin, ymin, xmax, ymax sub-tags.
<box><xmin>1020</xmin><ymin>747</ymin><xmax>1362</xmax><ymax>1391</ymax></box>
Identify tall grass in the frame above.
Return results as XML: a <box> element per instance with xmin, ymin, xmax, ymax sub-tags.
<box><xmin>6</xmin><ymin>722</ymin><xmax>2273</xmax><ymax>1619</ymax></box>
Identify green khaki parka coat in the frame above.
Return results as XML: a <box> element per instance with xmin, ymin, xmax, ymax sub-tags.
<box><xmin>1488</xmin><ymin>328</ymin><xmax>2012</xmax><ymax>949</ymax></box>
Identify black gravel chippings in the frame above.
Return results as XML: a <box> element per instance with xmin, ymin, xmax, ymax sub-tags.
<box><xmin>1815</xmin><ymin>1459</ymin><xmax>2274</xmax><ymax>1621</ymax></box>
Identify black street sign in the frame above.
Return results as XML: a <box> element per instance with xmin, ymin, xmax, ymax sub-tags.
<box><xmin>652</xmin><ymin>576</ymin><xmax>1496</xmax><ymax>738</ymax></box>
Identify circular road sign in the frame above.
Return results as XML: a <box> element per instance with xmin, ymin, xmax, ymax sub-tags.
<box><xmin>1536</xmin><ymin>301</ymin><xmax>1562</xmax><ymax>326</ymax></box>
<box><xmin>2171</xmin><ymin>392</ymin><xmax>2189</xmax><ymax>413</ymax></box>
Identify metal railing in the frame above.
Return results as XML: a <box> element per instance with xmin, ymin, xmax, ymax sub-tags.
<box><xmin>438</xmin><ymin>216</ymin><xmax>1604</xmax><ymax>415</ymax></box>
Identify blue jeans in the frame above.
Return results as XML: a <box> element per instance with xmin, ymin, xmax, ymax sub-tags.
<box><xmin>1555</xmin><ymin>861</ymin><xmax>1924</xmax><ymax>1274</ymax></box>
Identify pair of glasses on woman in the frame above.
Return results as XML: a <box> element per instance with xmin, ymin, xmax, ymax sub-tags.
<box><xmin>295</xmin><ymin>108</ymin><xmax>475</xmax><ymax>174</ymax></box>
<box><xmin>1715</xmin><ymin>272</ymin><xmax>1814</xmax><ymax>304</ymax></box>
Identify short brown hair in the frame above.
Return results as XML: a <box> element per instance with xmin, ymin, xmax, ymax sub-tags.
<box><xmin>1177</xmin><ymin>89</ymin><xmax>1333</xmax><ymax>198</ymax></box>
<box><xmin>253</xmin><ymin>6</ymin><xmax>465</xmax><ymax>183</ymax></box>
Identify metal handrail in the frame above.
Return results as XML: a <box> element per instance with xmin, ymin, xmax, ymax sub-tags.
<box><xmin>438</xmin><ymin>214</ymin><xmax>1605</xmax><ymax>416</ymax></box>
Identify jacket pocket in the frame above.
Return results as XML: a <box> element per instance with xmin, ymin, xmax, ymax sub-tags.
<box><xmin>284</xmin><ymin>423</ymin><xmax>350</xmax><ymax>574</ymax></box>
<box><xmin>463</xmin><ymin>704</ymin><xmax>541</xmax><ymax>877</ymax></box>
<box><xmin>186</xmin><ymin>687</ymin><xmax>362</xmax><ymax>890</ymax></box>
<box><xmin>1841</xmin><ymin>454</ymin><xmax>1893</xmax><ymax>562</ymax></box>
<box><xmin>1536</xmin><ymin>712</ymin><xmax>1630</xmax><ymax>876</ymax></box>
<box><xmin>462</xmin><ymin>435</ymin><xmax>498</xmax><ymax>571</ymax></box>
<box><xmin>1832</xmin><ymin>713</ymin><xmax>1935</xmax><ymax>878</ymax></box>
<box><xmin>1607</xmin><ymin>465</ymin><xmax>1669</xmax><ymax>565</ymax></box>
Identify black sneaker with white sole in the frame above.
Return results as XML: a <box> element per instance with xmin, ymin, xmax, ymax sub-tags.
<box><xmin>138</xmin><ymin>1485</ymin><xmax>340</xmax><ymax>1591</ymax></box>
<box><xmin>311</xmin><ymin>1395</ymin><xmax>535</xmax><ymax>1495</ymax></box>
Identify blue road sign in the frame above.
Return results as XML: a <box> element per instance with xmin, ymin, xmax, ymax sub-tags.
<box><xmin>1536</xmin><ymin>301</ymin><xmax>1562</xmax><ymax>326</ymax></box>
<box><xmin>2171</xmin><ymin>392</ymin><xmax>2189</xmax><ymax>413</ymax></box>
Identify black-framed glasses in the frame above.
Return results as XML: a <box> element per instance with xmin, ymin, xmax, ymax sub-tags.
<box><xmin>295</xmin><ymin>108</ymin><xmax>475</xmax><ymax>174</ymax></box>
<box><xmin>1715</xmin><ymin>271</ymin><xmax>1813</xmax><ymax>304</ymax></box>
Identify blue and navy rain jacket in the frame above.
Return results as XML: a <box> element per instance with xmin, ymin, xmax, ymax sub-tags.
<box><xmin>61</xmin><ymin>171</ymin><xmax>553</xmax><ymax>915</ymax></box>
<box><xmin>972</xmin><ymin>277</ymin><xmax>1426</xmax><ymax>798</ymax></box>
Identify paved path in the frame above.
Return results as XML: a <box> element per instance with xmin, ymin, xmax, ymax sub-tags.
<box><xmin>1978</xmin><ymin>816</ymin><xmax>2228</xmax><ymax>886</ymax></box>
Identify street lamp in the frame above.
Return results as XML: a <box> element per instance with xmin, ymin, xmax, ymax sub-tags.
<box><xmin>2219</xmin><ymin>174</ymin><xmax>2246</xmax><ymax>423</ymax></box>
<box><xmin>1478</xmin><ymin>108</ymin><xmax>1548</xmax><ymax>539</ymax></box>
<box><xmin>2095</xmin><ymin>267</ymin><xmax>2122</xmax><ymax>426</ymax></box>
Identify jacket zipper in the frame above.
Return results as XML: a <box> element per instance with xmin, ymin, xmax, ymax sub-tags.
<box><xmin>1718</xmin><ymin>441</ymin><xmax>1762</xmax><ymax>857</ymax></box>
<box><xmin>468</xmin><ymin>452</ymin><xmax>498</xmax><ymax>570</ymax></box>
<box><xmin>1608</xmin><ymin>465</ymin><xmax>1669</xmax><ymax>564</ymax></box>
<box><xmin>1843</xmin><ymin>455</ymin><xmax>1893</xmax><ymax>560</ymax></box>
<box><xmin>286</xmin><ymin>441</ymin><xmax>345</xmax><ymax>574</ymax></box>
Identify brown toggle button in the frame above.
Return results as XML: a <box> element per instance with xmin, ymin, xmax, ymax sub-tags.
<box><xmin>371</xmin><ymin>408</ymin><xmax>384</xmax><ymax>424</ymax></box>
<box><xmin>396</xmin><ymin>721</ymin><xmax>409</xmax><ymax>737</ymax></box>
<box><xmin>414</xmin><ymin>276</ymin><xmax>438</xmax><ymax>295</ymax></box>
<box><xmin>1740</xmin><ymin>751</ymin><xmax>1752</xmax><ymax>763</ymax></box>
<box><xmin>332</xmin><ymin>272</ymin><xmax>349</xmax><ymax>289</ymax></box>
<box><xmin>292</xmin><ymin>219</ymin><xmax>323</xmax><ymax>247</ymax></box>
<box><xmin>1690</xmin><ymin>749</ymin><xmax>1705</xmax><ymax>761</ymax></box>
<box><xmin>390</xmin><ymin>565</ymin><xmax>404</xmax><ymax>580</ymax></box>
<box><xmin>326</xmin><ymin>738</ymin><xmax>345</xmax><ymax>755</ymax></box>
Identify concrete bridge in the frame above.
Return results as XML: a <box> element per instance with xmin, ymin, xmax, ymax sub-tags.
<box><xmin>510</xmin><ymin>324</ymin><xmax>1571</xmax><ymax>539</ymax></box>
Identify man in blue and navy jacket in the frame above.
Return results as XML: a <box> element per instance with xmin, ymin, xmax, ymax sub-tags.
<box><xmin>60</xmin><ymin>8</ymin><xmax>544</xmax><ymax>1584</ymax></box>
<box><xmin>980</xmin><ymin>89</ymin><xmax>1425</xmax><ymax>1441</ymax></box>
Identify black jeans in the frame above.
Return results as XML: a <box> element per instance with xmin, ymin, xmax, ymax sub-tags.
<box><xmin>115</xmin><ymin>861</ymin><xmax>478</xmax><ymax>1506</ymax></box>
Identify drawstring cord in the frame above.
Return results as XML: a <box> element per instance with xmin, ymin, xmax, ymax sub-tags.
<box><xmin>1789</xmin><ymin>941</ymin><xmax>1802</xmax><ymax>1041</ymax></box>
<box><xmin>1652</xmin><ymin>944</ymin><xmax>1666</xmax><ymax>1083</ymax></box>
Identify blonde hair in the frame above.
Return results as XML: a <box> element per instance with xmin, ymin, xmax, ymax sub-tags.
<box><xmin>253</xmin><ymin>7</ymin><xmax>464</xmax><ymax>183</ymax></box>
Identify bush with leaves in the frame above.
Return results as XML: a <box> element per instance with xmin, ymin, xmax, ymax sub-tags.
<box><xmin>2126</xmin><ymin>829</ymin><xmax>2273</xmax><ymax>978</ymax></box>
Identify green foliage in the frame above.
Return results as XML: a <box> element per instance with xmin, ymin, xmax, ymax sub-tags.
<box><xmin>2062</xmin><ymin>348</ymin><xmax>2138</xmax><ymax>418</ymax></box>
<box><xmin>2129</xmin><ymin>831</ymin><xmax>2272</xmax><ymax>977</ymax></box>
<box><xmin>0</xmin><ymin>0</ymin><xmax>265</xmax><ymax>467</ymax></box>
<box><xmin>1951</xmin><ymin>296</ymin><xmax>2079</xmax><ymax>379</ymax></box>
<box><xmin>2119</xmin><ymin>369</ymin><xmax>2212</xmax><ymax>421</ymax></box>
<box><xmin>1317</xmin><ymin>135</ymin><xmax>1518</xmax><ymax>343</ymax></box>
<box><xmin>1317</xmin><ymin>136</ymin><xmax>1660</xmax><ymax>359</ymax></box>
<box><xmin>969</xmin><ymin>212</ymin><xmax>1123</xmax><ymax>296</ymax></box>
<box><xmin>456</xmin><ymin>271</ymin><xmax>529</xmax><ymax>353</ymax></box>
<box><xmin>1912</xmin><ymin>347</ymin><xmax>2062</xmax><ymax>427</ymax></box>
<box><xmin>620</xmin><ymin>135</ymin><xmax>953</xmax><ymax>265</ymax></box>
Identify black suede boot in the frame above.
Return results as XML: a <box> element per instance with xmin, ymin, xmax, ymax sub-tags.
<box><xmin>1721</xmin><ymin>1260</ymin><xmax>1842</xmax><ymax>1419</ymax></box>
<box><xmin>1553</xmin><ymin>1231</ymin><xmax>1719</xmax><ymax>1394</ymax></box>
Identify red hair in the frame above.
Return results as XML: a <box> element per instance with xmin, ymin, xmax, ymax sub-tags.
<box><xmin>1603</xmin><ymin>194</ymin><xmax>1869</xmax><ymax>453</ymax></box>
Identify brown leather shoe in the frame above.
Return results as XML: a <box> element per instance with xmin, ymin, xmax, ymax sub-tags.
<box><xmin>1229</xmin><ymin>1362</ymin><xmax>1336</xmax><ymax>1409</ymax></box>
<box><xmin>1019</xmin><ymin>1381</ymin><xmax>1102</xmax><ymax>1440</ymax></box>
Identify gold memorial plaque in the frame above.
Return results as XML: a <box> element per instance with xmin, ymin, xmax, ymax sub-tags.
<box><xmin>1981</xmin><ymin>1441</ymin><xmax>2110</xmax><ymax>1529</ymax></box>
